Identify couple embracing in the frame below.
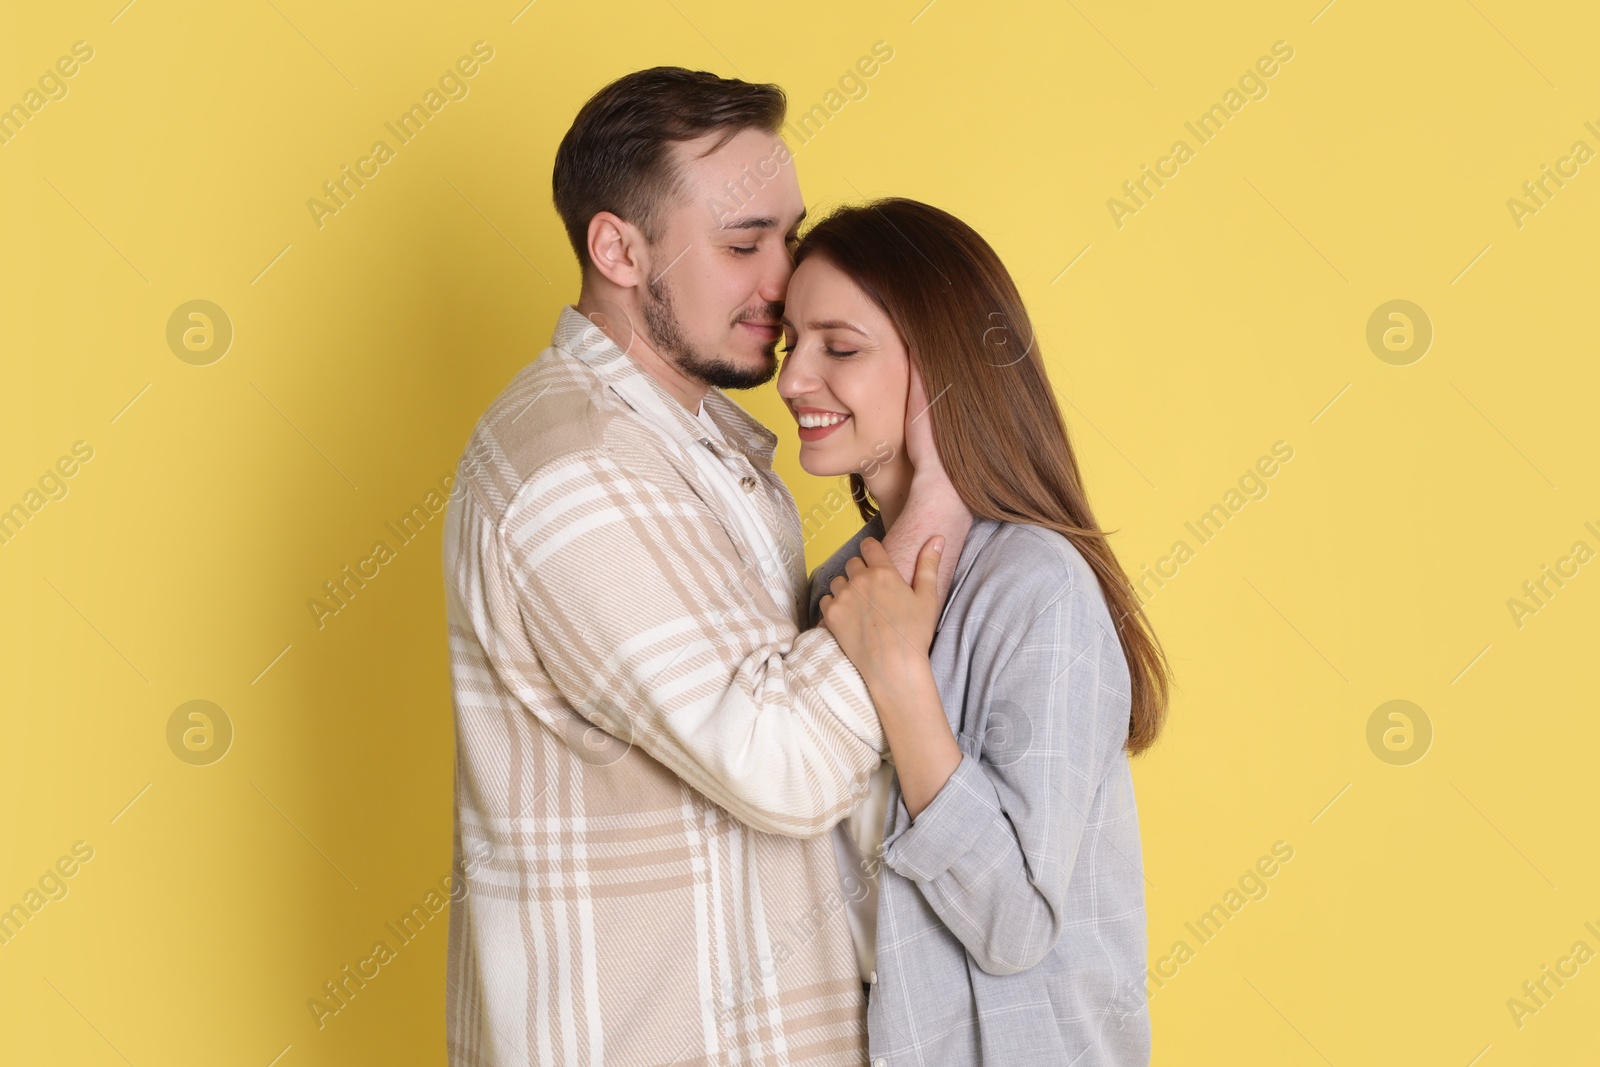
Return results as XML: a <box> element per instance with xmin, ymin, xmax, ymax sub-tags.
<box><xmin>442</xmin><ymin>65</ymin><xmax>1170</xmax><ymax>1067</ymax></box>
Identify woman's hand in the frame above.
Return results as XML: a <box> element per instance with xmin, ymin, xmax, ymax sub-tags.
<box><xmin>820</xmin><ymin>535</ymin><xmax>963</xmax><ymax>819</ymax></box>
<box><xmin>819</xmin><ymin>535</ymin><xmax>943</xmax><ymax>691</ymax></box>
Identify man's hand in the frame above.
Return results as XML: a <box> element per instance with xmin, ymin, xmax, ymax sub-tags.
<box><xmin>819</xmin><ymin>536</ymin><xmax>944</xmax><ymax>691</ymax></box>
<box><xmin>904</xmin><ymin>360</ymin><xmax>953</xmax><ymax>489</ymax></box>
<box><xmin>881</xmin><ymin>363</ymin><xmax>973</xmax><ymax>602</ymax></box>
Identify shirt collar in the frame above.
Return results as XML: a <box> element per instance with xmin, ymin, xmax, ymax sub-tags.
<box><xmin>941</xmin><ymin>517</ymin><xmax>1000</xmax><ymax>622</ymax></box>
<box><xmin>551</xmin><ymin>305</ymin><xmax>778</xmax><ymax>469</ymax></box>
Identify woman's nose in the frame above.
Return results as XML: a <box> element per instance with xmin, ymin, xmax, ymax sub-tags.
<box><xmin>776</xmin><ymin>350</ymin><xmax>814</xmax><ymax>398</ymax></box>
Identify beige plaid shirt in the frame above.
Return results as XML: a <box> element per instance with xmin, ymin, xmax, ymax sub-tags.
<box><xmin>442</xmin><ymin>306</ymin><xmax>886</xmax><ymax>1066</ymax></box>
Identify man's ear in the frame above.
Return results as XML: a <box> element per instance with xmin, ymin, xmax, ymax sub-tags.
<box><xmin>586</xmin><ymin>211</ymin><xmax>648</xmax><ymax>289</ymax></box>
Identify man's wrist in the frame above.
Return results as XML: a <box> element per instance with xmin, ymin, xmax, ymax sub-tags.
<box><xmin>906</xmin><ymin>467</ymin><xmax>963</xmax><ymax>505</ymax></box>
<box><xmin>904</xmin><ymin>473</ymin><xmax>971</xmax><ymax>539</ymax></box>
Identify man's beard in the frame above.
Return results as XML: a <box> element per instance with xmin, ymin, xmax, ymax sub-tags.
<box><xmin>642</xmin><ymin>272</ymin><xmax>778</xmax><ymax>391</ymax></box>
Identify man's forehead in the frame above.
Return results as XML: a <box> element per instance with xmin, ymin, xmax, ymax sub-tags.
<box><xmin>676</xmin><ymin>130</ymin><xmax>796</xmax><ymax>189</ymax></box>
<box><xmin>667</xmin><ymin>129</ymin><xmax>804</xmax><ymax>231</ymax></box>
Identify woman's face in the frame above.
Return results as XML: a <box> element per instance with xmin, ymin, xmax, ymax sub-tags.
<box><xmin>776</xmin><ymin>256</ymin><xmax>909</xmax><ymax>478</ymax></box>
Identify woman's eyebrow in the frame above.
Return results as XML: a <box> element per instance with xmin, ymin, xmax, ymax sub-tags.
<box><xmin>778</xmin><ymin>317</ymin><xmax>870</xmax><ymax>335</ymax></box>
<box><xmin>807</xmin><ymin>319</ymin><xmax>868</xmax><ymax>335</ymax></box>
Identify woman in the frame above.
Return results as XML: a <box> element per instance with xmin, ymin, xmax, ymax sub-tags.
<box><xmin>776</xmin><ymin>198</ymin><xmax>1172</xmax><ymax>1065</ymax></box>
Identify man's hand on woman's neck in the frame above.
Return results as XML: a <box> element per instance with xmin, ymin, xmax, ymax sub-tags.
<box><xmin>878</xmin><ymin>365</ymin><xmax>972</xmax><ymax>606</ymax></box>
<box><xmin>881</xmin><ymin>474</ymin><xmax>972</xmax><ymax>606</ymax></box>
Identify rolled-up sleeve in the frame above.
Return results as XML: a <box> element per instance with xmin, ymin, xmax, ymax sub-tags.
<box><xmin>881</xmin><ymin>583</ymin><xmax>1119</xmax><ymax>976</ymax></box>
<box><xmin>459</xmin><ymin>440</ymin><xmax>886</xmax><ymax>839</ymax></box>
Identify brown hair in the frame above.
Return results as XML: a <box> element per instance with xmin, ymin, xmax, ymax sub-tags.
<box><xmin>552</xmin><ymin>67</ymin><xmax>786</xmax><ymax>272</ymax></box>
<box><xmin>794</xmin><ymin>198</ymin><xmax>1172</xmax><ymax>756</ymax></box>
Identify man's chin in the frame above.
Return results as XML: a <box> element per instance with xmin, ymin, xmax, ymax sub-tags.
<box><xmin>734</xmin><ymin>335</ymin><xmax>780</xmax><ymax>368</ymax></box>
<box><xmin>689</xmin><ymin>348</ymin><xmax>777</xmax><ymax>391</ymax></box>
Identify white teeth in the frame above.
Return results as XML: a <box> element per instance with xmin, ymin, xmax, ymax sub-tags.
<box><xmin>798</xmin><ymin>412</ymin><xmax>848</xmax><ymax>428</ymax></box>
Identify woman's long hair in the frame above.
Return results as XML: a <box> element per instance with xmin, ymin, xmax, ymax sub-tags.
<box><xmin>793</xmin><ymin>198</ymin><xmax>1171</xmax><ymax>756</ymax></box>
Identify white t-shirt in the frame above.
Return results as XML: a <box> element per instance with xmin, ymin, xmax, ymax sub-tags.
<box><xmin>695</xmin><ymin>398</ymin><xmax>727</xmax><ymax>443</ymax></box>
<box><xmin>834</xmin><ymin>762</ymin><xmax>896</xmax><ymax>982</ymax></box>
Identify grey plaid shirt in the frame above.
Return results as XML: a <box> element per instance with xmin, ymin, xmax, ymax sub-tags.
<box><xmin>808</xmin><ymin>514</ymin><xmax>1152</xmax><ymax>1066</ymax></box>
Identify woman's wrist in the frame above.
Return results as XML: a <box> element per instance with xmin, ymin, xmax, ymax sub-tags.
<box><xmin>864</xmin><ymin>652</ymin><xmax>939</xmax><ymax>717</ymax></box>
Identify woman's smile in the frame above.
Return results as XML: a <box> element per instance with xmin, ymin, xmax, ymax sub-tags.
<box><xmin>793</xmin><ymin>405</ymin><xmax>852</xmax><ymax>441</ymax></box>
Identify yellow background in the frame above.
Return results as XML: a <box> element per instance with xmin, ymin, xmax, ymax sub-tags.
<box><xmin>3</xmin><ymin>0</ymin><xmax>1597</xmax><ymax>1063</ymax></box>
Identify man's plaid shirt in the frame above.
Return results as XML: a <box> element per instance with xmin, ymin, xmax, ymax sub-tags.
<box><xmin>442</xmin><ymin>305</ymin><xmax>886</xmax><ymax>1066</ymax></box>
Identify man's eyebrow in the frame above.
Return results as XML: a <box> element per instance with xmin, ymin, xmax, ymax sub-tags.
<box><xmin>719</xmin><ymin>216</ymin><xmax>777</xmax><ymax>231</ymax></box>
<box><xmin>719</xmin><ymin>208</ymin><xmax>807</xmax><ymax>233</ymax></box>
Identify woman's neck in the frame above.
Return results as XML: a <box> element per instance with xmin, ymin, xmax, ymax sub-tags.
<box><xmin>865</xmin><ymin>453</ymin><xmax>916</xmax><ymax>532</ymax></box>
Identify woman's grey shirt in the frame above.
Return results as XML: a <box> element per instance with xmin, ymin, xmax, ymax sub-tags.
<box><xmin>807</xmin><ymin>515</ymin><xmax>1151</xmax><ymax>1066</ymax></box>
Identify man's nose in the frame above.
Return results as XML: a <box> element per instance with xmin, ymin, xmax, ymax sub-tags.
<box><xmin>760</xmin><ymin>247</ymin><xmax>794</xmax><ymax>305</ymax></box>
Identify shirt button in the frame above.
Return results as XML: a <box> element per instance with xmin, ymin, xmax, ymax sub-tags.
<box><xmin>873</xmin><ymin>1058</ymin><xmax>887</xmax><ymax>1067</ymax></box>
<box><xmin>869</xmin><ymin>970</ymin><xmax>877</xmax><ymax>984</ymax></box>
<box><xmin>739</xmin><ymin>475</ymin><xmax>757</xmax><ymax>492</ymax></box>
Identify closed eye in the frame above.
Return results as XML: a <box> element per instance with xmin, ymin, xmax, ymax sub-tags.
<box><xmin>730</xmin><ymin>245</ymin><xmax>758</xmax><ymax>256</ymax></box>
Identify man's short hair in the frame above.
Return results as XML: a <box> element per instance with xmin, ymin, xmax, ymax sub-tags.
<box><xmin>552</xmin><ymin>67</ymin><xmax>786</xmax><ymax>272</ymax></box>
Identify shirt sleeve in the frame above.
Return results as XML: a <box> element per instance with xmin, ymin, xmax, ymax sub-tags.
<box><xmin>878</xmin><ymin>581</ymin><xmax>1126</xmax><ymax>975</ymax></box>
<box><xmin>465</xmin><ymin>441</ymin><xmax>887</xmax><ymax>839</ymax></box>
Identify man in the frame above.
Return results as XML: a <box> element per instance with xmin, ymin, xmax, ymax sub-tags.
<box><xmin>441</xmin><ymin>67</ymin><xmax>968</xmax><ymax>1065</ymax></box>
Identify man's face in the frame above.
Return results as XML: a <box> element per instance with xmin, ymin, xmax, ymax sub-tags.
<box><xmin>640</xmin><ymin>127</ymin><xmax>805</xmax><ymax>390</ymax></box>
